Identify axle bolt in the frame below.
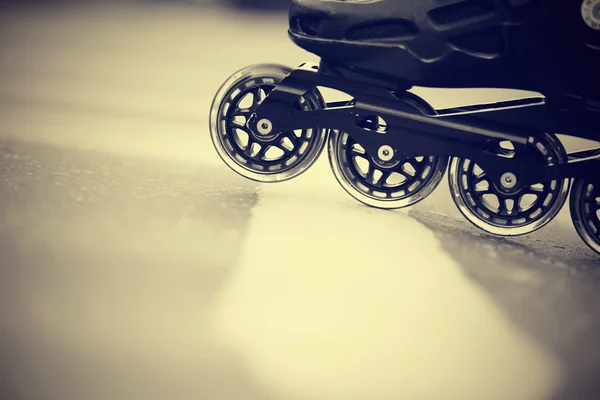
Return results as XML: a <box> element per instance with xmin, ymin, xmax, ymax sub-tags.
<box><xmin>378</xmin><ymin>145</ymin><xmax>394</xmax><ymax>162</ymax></box>
<box><xmin>257</xmin><ymin>119</ymin><xmax>273</xmax><ymax>135</ymax></box>
<box><xmin>500</xmin><ymin>172</ymin><xmax>517</xmax><ymax>189</ymax></box>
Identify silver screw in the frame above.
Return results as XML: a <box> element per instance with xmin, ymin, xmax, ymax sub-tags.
<box><xmin>377</xmin><ymin>145</ymin><xmax>394</xmax><ymax>162</ymax></box>
<box><xmin>257</xmin><ymin>119</ymin><xmax>273</xmax><ymax>135</ymax></box>
<box><xmin>500</xmin><ymin>172</ymin><xmax>517</xmax><ymax>189</ymax></box>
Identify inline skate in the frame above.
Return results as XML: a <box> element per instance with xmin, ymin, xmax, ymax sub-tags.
<box><xmin>209</xmin><ymin>0</ymin><xmax>600</xmax><ymax>254</ymax></box>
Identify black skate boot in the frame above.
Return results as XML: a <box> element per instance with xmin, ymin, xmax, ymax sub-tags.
<box><xmin>288</xmin><ymin>0</ymin><xmax>600</xmax><ymax>109</ymax></box>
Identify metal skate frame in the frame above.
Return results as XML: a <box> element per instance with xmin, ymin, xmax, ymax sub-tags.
<box><xmin>249</xmin><ymin>63</ymin><xmax>600</xmax><ymax>189</ymax></box>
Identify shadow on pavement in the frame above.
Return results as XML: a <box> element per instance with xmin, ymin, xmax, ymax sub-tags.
<box><xmin>409</xmin><ymin>209</ymin><xmax>600</xmax><ymax>400</ymax></box>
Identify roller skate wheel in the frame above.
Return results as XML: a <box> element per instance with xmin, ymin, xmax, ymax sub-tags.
<box><xmin>447</xmin><ymin>133</ymin><xmax>570</xmax><ymax>237</ymax></box>
<box><xmin>377</xmin><ymin>145</ymin><xmax>394</xmax><ymax>162</ymax></box>
<box><xmin>208</xmin><ymin>64</ymin><xmax>328</xmax><ymax>183</ymax></box>
<box><xmin>256</xmin><ymin>118</ymin><xmax>273</xmax><ymax>135</ymax></box>
<box><xmin>570</xmin><ymin>178</ymin><xmax>600</xmax><ymax>255</ymax></box>
<box><xmin>327</xmin><ymin>129</ymin><xmax>449</xmax><ymax>210</ymax></box>
<box><xmin>581</xmin><ymin>0</ymin><xmax>600</xmax><ymax>30</ymax></box>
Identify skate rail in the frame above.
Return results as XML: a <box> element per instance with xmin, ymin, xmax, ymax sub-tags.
<box><xmin>434</xmin><ymin>97</ymin><xmax>546</xmax><ymax>117</ymax></box>
<box><xmin>250</xmin><ymin>63</ymin><xmax>600</xmax><ymax>187</ymax></box>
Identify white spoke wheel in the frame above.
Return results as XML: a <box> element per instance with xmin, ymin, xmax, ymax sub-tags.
<box><xmin>448</xmin><ymin>132</ymin><xmax>570</xmax><ymax>236</ymax></box>
<box><xmin>327</xmin><ymin>129</ymin><xmax>449</xmax><ymax>209</ymax></box>
<box><xmin>209</xmin><ymin>64</ymin><xmax>328</xmax><ymax>182</ymax></box>
<box><xmin>570</xmin><ymin>178</ymin><xmax>600</xmax><ymax>255</ymax></box>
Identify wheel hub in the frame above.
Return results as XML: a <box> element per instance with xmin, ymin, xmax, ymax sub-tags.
<box><xmin>257</xmin><ymin>118</ymin><xmax>273</xmax><ymax>135</ymax></box>
<box><xmin>372</xmin><ymin>145</ymin><xmax>401</xmax><ymax>169</ymax></box>
<box><xmin>247</xmin><ymin>115</ymin><xmax>279</xmax><ymax>142</ymax></box>
<box><xmin>500</xmin><ymin>172</ymin><xmax>517</xmax><ymax>189</ymax></box>
<box><xmin>493</xmin><ymin>172</ymin><xmax>521</xmax><ymax>195</ymax></box>
<box><xmin>377</xmin><ymin>145</ymin><xmax>394</xmax><ymax>162</ymax></box>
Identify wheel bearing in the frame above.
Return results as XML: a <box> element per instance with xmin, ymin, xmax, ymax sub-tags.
<box><xmin>500</xmin><ymin>172</ymin><xmax>517</xmax><ymax>190</ymax></box>
<box><xmin>377</xmin><ymin>145</ymin><xmax>394</xmax><ymax>162</ymax></box>
<box><xmin>256</xmin><ymin>118</ymin><xmax>273</xmax><ymax>135</ymax></box>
